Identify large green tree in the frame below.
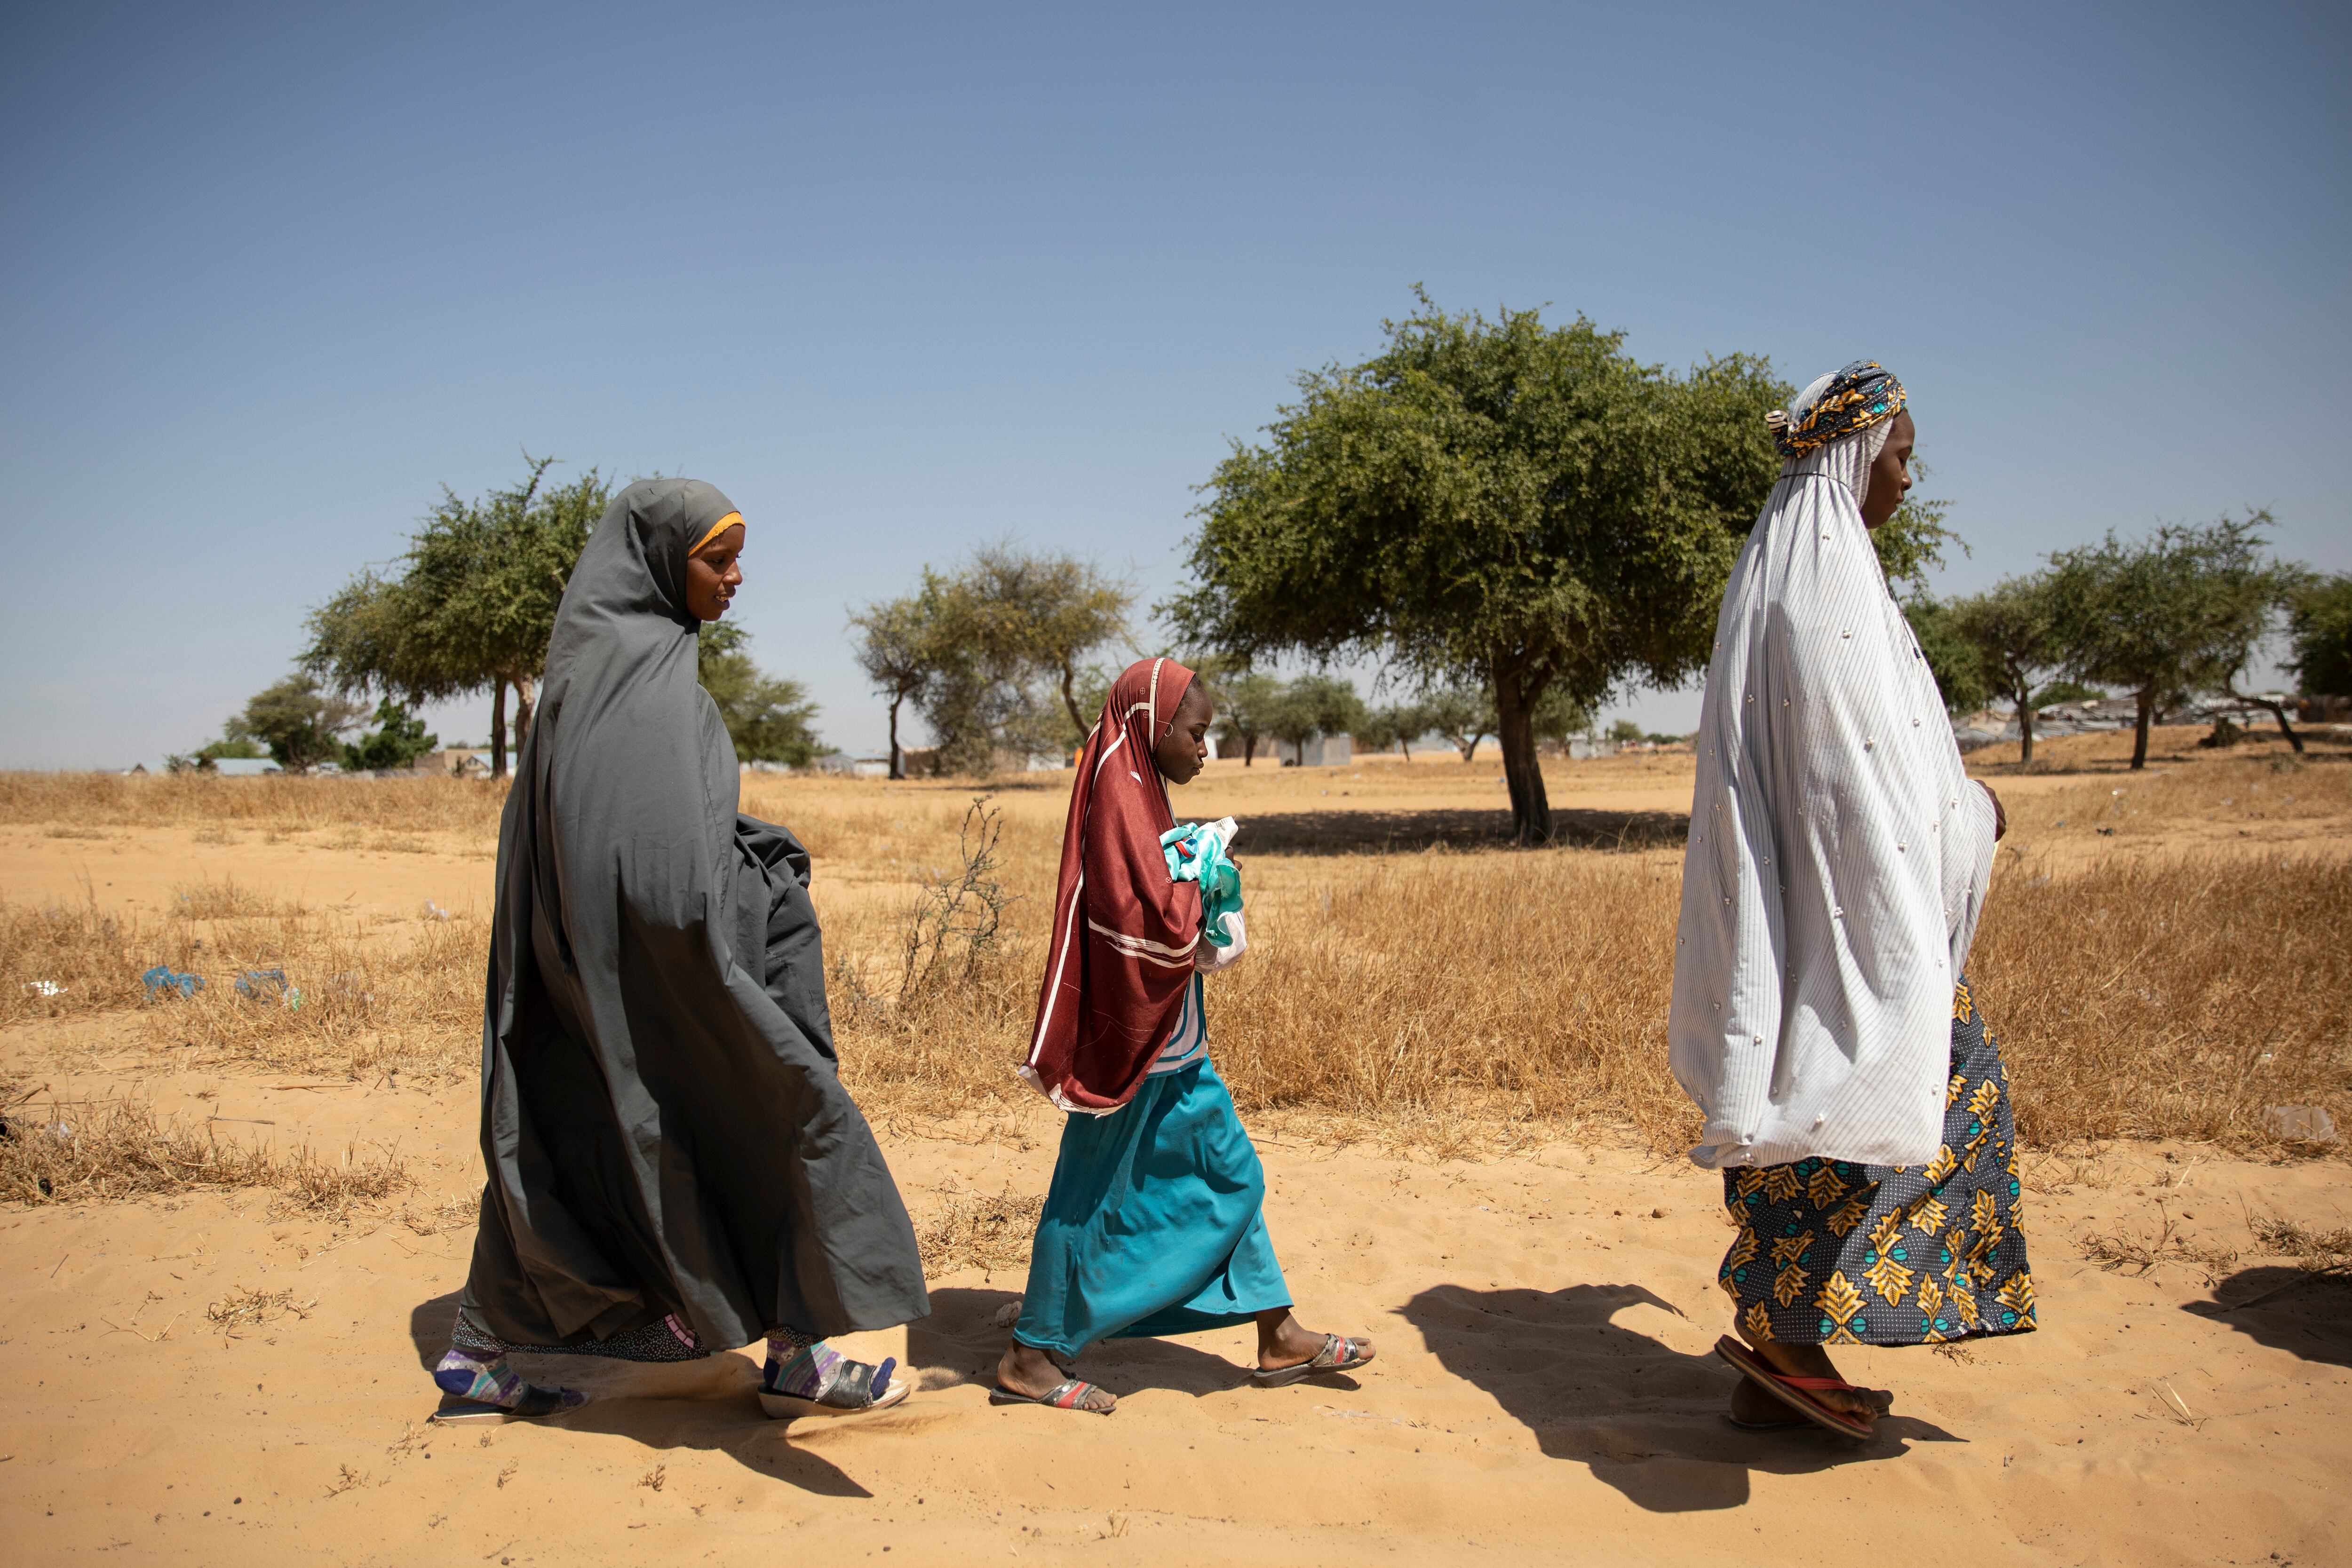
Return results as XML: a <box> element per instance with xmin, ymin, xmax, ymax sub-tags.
<box><xmin>2046</xmin><ymin>512</ymin><xmax>2287</xmax><ymax>769</ymax></box>
<box><xmin>305</xmin><ymin>454</ymin><xmax>610</xmax><ymax>778</ymax></box>
<box><xmin>1168</xmin><ymin>295</ymin><xmax>1783</xmax><ymax>843</ymax></box>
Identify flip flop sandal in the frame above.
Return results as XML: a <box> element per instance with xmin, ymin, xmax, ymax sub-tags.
<box><xmin>759</xmin><ymin>1356</ymin><xmax>911</xmax><ymax>1420</ymax></box>
<box><xmin>430</xmin><ymin>1385</ymin><xmax>589</xmax><ymax>1425</ymax></box>
<box><xmin>1253</xmin><ymin>1333</ymin><xmax>1376</xmax><ymax>1388</ymax></box>
<box><xmin>989</xmin><ymin>1378</ymin><xmax>1116</xmax><ymax>1414</ymax></box>
<box><xmin>1712</xmin><ymin>1336</ymin><xmax>1876</xmax><ymax>1441</ymax></box>
<box><xmin>1725</xmin><ymin>1409</ymin><xmax>1813</xmax><ymax>1431</ymax></box>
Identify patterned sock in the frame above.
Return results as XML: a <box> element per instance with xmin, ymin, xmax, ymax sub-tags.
<box><xmin>433</xmin><ymin>1348</ymin><xmax>530</xmax><ymax>1406</ymax></box>
<box><xmin>763</xmin><ymin>1330</ymin><xmax>892</xmax><ymax>1403</ymax></box>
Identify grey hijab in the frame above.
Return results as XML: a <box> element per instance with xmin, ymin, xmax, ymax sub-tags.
<box><xmin>463</xmin><ymin>478</ymin><xmax>927</xmax><ymax>1352</ymax></box>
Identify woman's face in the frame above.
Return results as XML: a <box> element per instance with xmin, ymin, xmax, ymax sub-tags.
<box><xmin>1860</xmin><ymin>410</ymin><xmax>1915</xmax><ymax>530</ymax></box>
<box><xmin>685</xmin><ymin>523</ymin><xmax>745</xmax><ymax>620</ymax></box>
<box><xmin>1153</xmin><ymin>682</ymin><xmax>1214</xmax><ymax>785</ymax></box>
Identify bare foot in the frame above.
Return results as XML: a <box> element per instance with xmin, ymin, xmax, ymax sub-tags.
<box><xmin>1254</xmin><ymin>1308</ymin><xmax>1373</xmax><ymax>1372</ymax></box>
<box><xmin>1733</xmin><ymin>1325</ymin><xmax>1888</xmax><ymax>1426</ymax></box>
<box><xmin>995</xmin><ymin>1341</ymin><xmax>1115</xmax><ymax>1412</ymax></box>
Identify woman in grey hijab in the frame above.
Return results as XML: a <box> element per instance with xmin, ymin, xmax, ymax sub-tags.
<box><xmin>430</xmin><ymin>479</ymin><xmax>928</xmax><ymax>1425</ymax></box>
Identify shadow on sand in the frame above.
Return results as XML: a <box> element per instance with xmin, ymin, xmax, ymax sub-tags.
<box><xmin>406</xmin><ymin>1290</ymin><xmax>882</xmax><ymax>1495</ymax></box>
<box><xmin>403</xmin><ymin>1284</ymin><xmax>1294</xmax><ymax>1488</ymax></box>
<box><xmin>2181</xmin><ymin>1268</ymin><xmax>2351</xmax><ymax>1369</ymax></box>
<box><xmin>911</xmin><ymin>1285</ymin><xmax>1334</xmax><ymax>1399</ymax></box>
<box><xmin>1241</xmin><ymin>806</ymin><xmax>1688</xmax><ymax>856</ymax></box>
<box><xmin>1401</xmin><ymin>1281</ymin><xmax>1962</xmax><ymax>1512</ymax></box>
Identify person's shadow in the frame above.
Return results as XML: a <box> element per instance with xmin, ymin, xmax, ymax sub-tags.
<box><xmin>405</xmin><ymin>1285</ymin><xmax>1265</xmax><ymax>1488</ymax></box>
<box><xmin>2181</xmin><ymin>1268</ymin><xmax>2350</xmax><ymax>1368</ymax></box>
<box><xmin>1401</xmin><ymin>1282</ymin><xmax>1961</xmax><ymax>1512</ymax></box>
<box><xmin>407</xmin><ymin>1291</ymin><xmax>888</xmax><ymax>1494</ymax></box>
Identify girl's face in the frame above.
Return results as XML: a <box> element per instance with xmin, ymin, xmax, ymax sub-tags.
<box><xmin>685</xmin><ymin>523</ymin><xmax>745</xmax><ymax>620</ymax></box>
<box><xmin>1154</xmin><ymin>682</ymin><xmax>1213</xmax><ymax>785</ymax></box>
<box><xmin>1860</xmin><ymin>410</ymin><xmax>1915</xmax><ymax>531</ymax></box>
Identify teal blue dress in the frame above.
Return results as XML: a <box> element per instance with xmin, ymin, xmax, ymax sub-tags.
<box><xmin>1013</xmin><ymin>1046</ymin><xmax>1291</xmax><ymax>1359</ymax></box>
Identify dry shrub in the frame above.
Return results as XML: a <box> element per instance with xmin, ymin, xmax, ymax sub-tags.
<box><xmin>173</xmin><ymin>877</ymin><xmax>296</xmax><ymax>921</ymax></box>
<box><xmin>0</xmin><ymin>897</ymin><xmax>149</xmax><ymax>1019</ymax></box>
<box><xmin>0</xmin><ymin>770</ymin><xmax>509</xmax><ymax>838</ymax></box>
<box><xmin>0</xmin><ymin>1095</ymin><xmax>410</xmax><ymax>1208</ymax></box>
<box><xmin>2248</xmin><ymin>1216</ymin><xmax>2352</xmax><ymax>1275</ymax></box>
<box><xmin>2078</xmin><ymin>1204</ymin><xmax>2240</xmax><ymax>1282</ymax></box>
<box><xmin>914</xmin><ymin>1187</ymin><xmax>1047</xmax><ymax>1276</ymax></box>
<box><xmin>1972</xmin><ymin>854</ymin><xmax>2350</xmax><ymax>1146</ymax></box>
<box><xmin>207</xmin><ymin>1284</ymin><xmax>316</xmax><ymax>1333</ymax></box>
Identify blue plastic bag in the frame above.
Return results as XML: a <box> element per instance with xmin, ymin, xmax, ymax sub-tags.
<box><xmin>140</xmin><ymin>965</ymin><xmax>204</xmax><ymax>999</ymax></box>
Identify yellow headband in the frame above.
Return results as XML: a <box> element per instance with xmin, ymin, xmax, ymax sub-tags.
<box><xmin>689</xmin><ymin>511</ymin><xmax>744</xmax><ymax>556</ymax></box>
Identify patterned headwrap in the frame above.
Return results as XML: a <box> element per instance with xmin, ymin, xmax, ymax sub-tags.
<box><xmin>1768</xmin><ymin>361</ymin><xmax>1906</xmax><ymax>458</ymax></box>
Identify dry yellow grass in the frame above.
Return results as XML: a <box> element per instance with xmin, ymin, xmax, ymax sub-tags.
<box><xmin>0</xmin><ymin>771</ymin><xmax>509</xmax><ymax>838</ymax></box>
<box><xmin>1</xmin><ymin>886</ymin><xmax>481</xmax><ymax>1078</ymax></box>
<box><xmin>0</xmin><ymin>1091</ymin><xmax>412</xmax><ymax>1210</ymax></box>
<box><xmin>2</xmin><ymin>762</ymin><xmax>2345</xmax><ymax>1159</ymax></box>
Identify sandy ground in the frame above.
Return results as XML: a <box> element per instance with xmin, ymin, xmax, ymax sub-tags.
<box><xmin>3</xmin><ymin>733</ymin><xmax>2348</xmax><ymax>1565</ymax></box>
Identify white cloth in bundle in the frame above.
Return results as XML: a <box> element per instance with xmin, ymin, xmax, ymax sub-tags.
<box><xmin>1667</xmin><ymin>409</ymin><xmax>1997</xmax><ymax>1171</ymax></box>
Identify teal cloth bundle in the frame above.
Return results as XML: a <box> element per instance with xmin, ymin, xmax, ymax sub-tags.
<box><xmin>1161</xmin><ymin>816</ymin><xmax>1243</xmax><ymax>947</ymax></box>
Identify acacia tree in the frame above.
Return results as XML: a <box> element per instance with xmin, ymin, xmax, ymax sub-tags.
<box><xmin>852</xmin><ymin>546</ymin><xmax>1132</xmax><ymax>778</ymax></box>
<box><xmin>1213</xmin><ymin>671</ymin><xmax>1282</xmax><ymax>765</ymax></box>
<box><xmin>956</xmin><ymin>542</ymin><xmax>1133</xmax><ymax>739</ymax></box>
<box><xmin>305</xmin><ymin>454</ymin><xmax>610</xmax><ymax>777</ymax></box>
<box><xmin>1948</xmin><ymin>575</ymin><xmax>2062</xmax><ymax>761</ymax></box>
<box><xmin>1422</xmin><ymin>682</ymin><xmax>1495</xmax><ymax>762</ymax></box>
<box><xmin>848</xmin><ymin>572</ymin><xmax>954</xmax><ymax>779</ymax></box>
<box><xmin>2046</xmin><ymin>512</ymin><xmax>2287</xmax><ymax>769</ymax></box>
<box><xmin>238</xmin><ymin>675</ymin><xmax>365</xmax><ymax>773</ymax></box>
<box><xmin>1168</xmin><ymin>295</ymin><xmax>1781</xmax><ymax>843</ymax></box>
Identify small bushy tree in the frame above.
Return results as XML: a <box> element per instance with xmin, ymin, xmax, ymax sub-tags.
<box><xmin>699</xmin><ymin>623</ymin><xmax>821</xmax><ymax>765</ymax></box>
<box><xmin>2046</xmin><ymin>512</ymin><xmax>2286</xmax><ymax>769</ymax></box>
<box><xmin>237</xmin><ymin>675</ymin><xmax>365</xmax><ymax>773</ymax></box>
<box><xmin>1423</xmin><ymin>683</ymin><xmax>1496</xmax><ymax>762</ymax></box>
<box><xmin>342</xmin><ymin>699</ymin><xmax>439</xmax><ymax>772</ymax></box>
<box><xmin>2286</xmin><ymin>572</ymin><xmax>2352</xmax><ymax>699</ymax></box>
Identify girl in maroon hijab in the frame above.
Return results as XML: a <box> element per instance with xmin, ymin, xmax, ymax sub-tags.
<box><xmin>993</xmin><ymin>658</ymin><xmax>1375</xmax><ymax>1413</ymax></box>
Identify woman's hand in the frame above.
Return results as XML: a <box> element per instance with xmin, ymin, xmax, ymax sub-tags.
<box><xmin>1979</xmin><ymin>780</ymin><xmax>2006</xmax><ymax>841</ymax></box>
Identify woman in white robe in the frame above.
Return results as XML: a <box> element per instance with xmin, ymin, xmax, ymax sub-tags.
<box><xmin>1668</xmin><ymin>363</ymin><xmax>2035</xmax><ymax>1441</ymax></box>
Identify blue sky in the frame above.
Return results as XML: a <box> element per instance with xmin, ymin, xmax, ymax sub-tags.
<box><xmin>4</xmin><ymin>1</ymin><xmax>2345</xmax><ymax>766</ymax></box>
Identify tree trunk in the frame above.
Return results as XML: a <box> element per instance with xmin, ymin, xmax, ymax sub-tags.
<box><xmin>490</xmin><ymin>678</ymin><xmax>509</xmax><ymax>780</ymax></box>
<box><xmin>511</xmin><ymin>674</ymin><xmax>536</xmax><ymax>759</ymax></box>
<box><xmin>1398</xmin><ymin>736</ymin><xmax>1412</xmax><ymax>761</ymax></box>
<box><xmin>2130</xmin><ymin>688</ymin><xmax>2153</xmax><ymax>770</ymax></box>
<box><xmin>887</xmin><ymin>693</ymin><xmax>905</xmax><ymax>780</ymax></box>
<box><xmin>1494</xmin><ymin>667</ymin><xmax>1553</xmax><ymax>846</ymax></box>
<box><xmin>2013</xmin><ymin>672</ymin><xmax>2036</xmax><ymax>765</ymax></box>
<box><xmin>1242</xmin><ymin>735</ymin><xmax>1256</xmax><ymax>766</ymax></box>
<box><xmin>2229</xmin><ymin>684</ymin><xmax>2305</xmax><ymax>754</ymax></box>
